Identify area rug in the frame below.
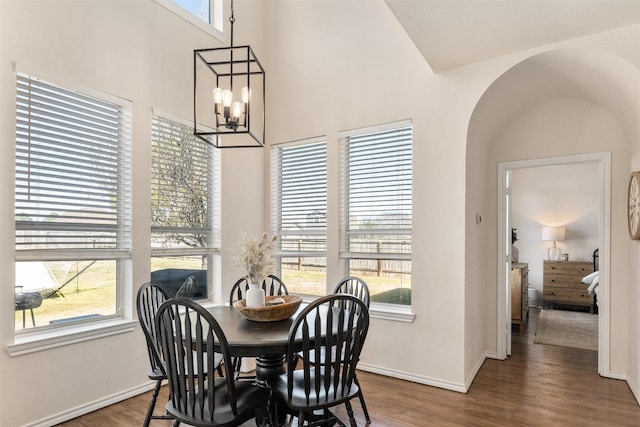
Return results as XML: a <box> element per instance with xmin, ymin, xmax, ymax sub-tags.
<box><xmin>534</xmin><ymin>309</ymin><xmax>598</xmax><ymax>351</ymax></box>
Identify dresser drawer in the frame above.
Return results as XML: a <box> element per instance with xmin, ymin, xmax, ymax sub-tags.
<box><xmin>543</xmin><ymin>286</ymin><xmax>591</xmax><ymax>304</ymax></box>
<box><xmin>543</xmin><ymin>261</ymin><xmax>592</xmax><ymax>284</ymax></box>
<box><xmin>543</xmin><ymin>261</ymin><xmax>594</xmax><ymax>309</ymax></box>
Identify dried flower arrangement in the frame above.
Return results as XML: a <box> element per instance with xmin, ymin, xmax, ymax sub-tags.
<box><xmin>233</xmin><ymin>233</ymin><xmax>277</xmax><ymax>284</ymax></box>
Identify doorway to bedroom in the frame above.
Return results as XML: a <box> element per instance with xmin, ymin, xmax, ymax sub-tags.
<box><xmin>498</xmin><ymin>152</ymin><xmax>609</xmax><ymax>375</ymax></box>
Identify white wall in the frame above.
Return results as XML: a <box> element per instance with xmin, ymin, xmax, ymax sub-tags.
<box><xmin>265</xmin><ymin>0</ymin><xmax>469</xmax><ymax>387</ymax></box>
<box><xmin>0</xmin><ymin>1</ymin><xmax>266</xmax><ymax>425</ymax></box>
<box><xmin>511</xmin><ymin>162</ymin><xmax>600</xmax><ymax>300</ymax></box>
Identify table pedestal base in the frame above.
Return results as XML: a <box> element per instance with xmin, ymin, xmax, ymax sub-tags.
<box><xmin>255</xmin><ymin>354</ymin><xmax>288</xmax><ymax>426</ymax></box>
<box><xmin>255</xmin><ymin>353</ymin><xmax>286</xmax><ymax>384</ymax></box>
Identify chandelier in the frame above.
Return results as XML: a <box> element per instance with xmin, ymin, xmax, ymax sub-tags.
<box><xmin>193</xmin><ymin>0</ymin><xmax>265</xmax><ymax>148</ymax></box>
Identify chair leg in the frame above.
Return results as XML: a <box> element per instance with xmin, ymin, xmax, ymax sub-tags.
<box><xmin>298</xmin><ymin>411</ymin><xmax>305</xmax><ymax>427</ymax></box>
<box><xmin>29</xmin><ymin>308</ymin><xmax>36</xmax><ymax>327</ymax></box>
<box><xmin>143</xmin><ymin>379</ymin><xmax>162</xmax><ymax>427</ymax></box>
<box><xmin>232</xmin><ymin>357</ymin><xmax>242</xmax><ymax>380</ymax></box>
<box><xmin>344</xmin><ymin>400</ymin><xmax>357</xmax><ymax>427</ymax></box>
<box><xmin>354</xmin><ymin>375</ymin><xmax>371</xmax><ymax>423</ymax></box>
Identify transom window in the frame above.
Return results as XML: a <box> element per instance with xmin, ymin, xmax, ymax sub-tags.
<box><xmin>340</xmin><ymin>121</ymin><xmax>412</xmax><ymax>306</ymax></box>
<box><xmin>14</xmin><ymin>70</ymin><xmax>132</xmax><ymax>331</ymax></box>
<box><xmin>154</xmin><ymin>0</ymin><xmax>223</xmax><ymax>39</ymax></box>
<box><xmin>172</xmin><ymin>0</ymin><xmax>211</xmax><ymax>24</ymax></box>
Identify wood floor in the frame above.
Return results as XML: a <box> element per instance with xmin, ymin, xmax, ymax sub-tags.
<box><xmin>57</xmin><ymin>308</ymin><xmax>640</xmax><ymax>426</ymax></box>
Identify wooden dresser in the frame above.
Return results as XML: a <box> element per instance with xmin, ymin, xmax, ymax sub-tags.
<box><xmin>543</xmin><ymin>261</ymin><xmax>594</xmax><ymax>312</ymax></box>
<box><xmin>511</xmin><ymin>262</ymin><xmax>529</xmax><ymax>332</ymax></box>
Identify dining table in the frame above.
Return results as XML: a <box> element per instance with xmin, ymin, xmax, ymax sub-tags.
<box><xmin>205</xmin><ymin>300</ymin><xmax>360</xmax><ymax>426</ymax></box>
<box><xmin>206</xmin><ymin>302</ymin><xmax>308</xmax><ymax>426</ymax></box>
<box><xmin>206</xmin><ymin>303</ymin><xmax>306</xmax><ymax>383</ymax></box>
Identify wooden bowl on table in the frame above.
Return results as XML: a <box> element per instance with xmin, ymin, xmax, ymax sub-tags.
<box><xmin>234</xmin><ymin>295</ymin><xmax>303</xmax><ymax>322</ymax></box>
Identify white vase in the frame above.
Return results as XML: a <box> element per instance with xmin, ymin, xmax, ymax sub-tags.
<box><xmin>246</xmin><ymin>284</ymin><xmax>265</xmax><ymax>308</ymax></box>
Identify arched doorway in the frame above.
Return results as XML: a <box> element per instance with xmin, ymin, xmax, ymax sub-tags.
<box><xmin>466</xmin><ymin>48</ymin><xmax>640</xmax><ymax>377</ymax></box>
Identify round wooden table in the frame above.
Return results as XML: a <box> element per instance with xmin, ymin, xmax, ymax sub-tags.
<box><xmin>207</xmin><ymin>304</ymin><xmax>307</xmax><ymax>425</ymax></box>
<box><xmin>206</xmin><ymin>304</ymin><xmax>305</xmax><ymax>383</ymax></box>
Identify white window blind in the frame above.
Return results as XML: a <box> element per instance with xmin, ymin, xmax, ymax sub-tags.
<box><xmin>151</xmin><ymin>115</ymin><xmax>219</xmax><ymax>252</ymax></box>
<box><xmin>271</xmin><ymin>140</ymin><xmax>327</xmax><ymax>257</ymax></box>
<box><xmin>340</xmin><ymin>122</ymin><xmax>412</xmax><ymax>261</ymax></box>
<box><xmin>15</xmin><ymin>72</ymin><xmax>132</xmax><ymax>255</ymax></box>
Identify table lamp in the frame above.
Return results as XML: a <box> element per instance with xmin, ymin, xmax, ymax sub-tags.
<box><xmin>542</xmin><ymin>226</ymin><xmax>565</xmax><ymax>261</ymax></box>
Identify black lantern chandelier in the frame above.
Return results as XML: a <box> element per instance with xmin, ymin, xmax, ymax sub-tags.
<box><xmin>193</xmin><ymin>0</ymin><xmax>265</xmax><ymax>148</ymax></box>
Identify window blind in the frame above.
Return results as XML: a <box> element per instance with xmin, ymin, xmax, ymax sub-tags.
<box><xmin>151</xmin><ymin>115</ymin><xmax>219</xmax><ymax>251</ymax></box>
<box><xmin>15</xmin><ymin>72</ymin><xmax>131</xmax><ymax>253</ymax></box>
<box><xmin>340</xmin><ymin>123</ymin><xmax>412</xmax><ymax>260</ymax></box>
<box><xmin>271</xmin><ymin>140</ymin><xmax>327</xmax><ymax>256</ymax></box>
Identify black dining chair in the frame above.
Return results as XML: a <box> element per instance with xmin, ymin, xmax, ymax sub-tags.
<box><xmin>333</xmin><ymin>276</ymin><xmax>370</xmax><ymax>309</ymax></box>
<box><xmin>155</xmin><ymin>298</ymin><xmax>272</xmax><ymax>427</ymax></box>
<box><xmin>333</xmin><ymin>276</ymin><xmax>371</xmax><ymax>423</ymax></box>
<box><xmin>229</xmin><ymin>274</ymin><xmax>289</xmax><ymax>379</ymax></box>
<box><xmin>136</xmin><ymin>282</ymin><xmax>175</xmax><ymax>427</ymax></box>
<box><xmin>175</xmin><ymin>275</ymin><xmax>201</xmax><ymax>299</ymax></box>
<box><xmin>229</xmin><ymin>274</ymin><xmax>289</xmax><ymax>306</ymax></box>
<box><xmin>268</xmin><ymin>294</ymin><xmax>370</xmax><ymax>427</ymax></box>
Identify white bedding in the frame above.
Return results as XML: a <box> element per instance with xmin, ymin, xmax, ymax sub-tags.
<box><xmin>582</xmin><ymin>270</ymin><xmax>599</xmax><ymax>305</ymax></box>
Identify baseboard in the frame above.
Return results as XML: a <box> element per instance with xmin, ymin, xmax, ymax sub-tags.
<box><xmin>627</xmin><ymin>375</ymin><xmax>640</xmax><ymax>406</ymax></box>
<box><xmin>464</xmin><ymin>352</ymin><xmax>490</xmax><ymax>391</ymax></box>
<box><xmin>24</xmin><ymin>382</ymin><xmax>156</xmax><ymax>427</ymax></box>
<box><xmin>357</xmin><ymin>362</ymin><xmax>467</xmax><ymax>393</ymax></box>
<box><xmin>603</xmin><ymin>370</ymin><xmax>627</xmax><ymax>381</ymax></box>
<box><xmin>358</xmin><ymin>353</ymin><xmax>492</xmax><ymax>394</ymax></box>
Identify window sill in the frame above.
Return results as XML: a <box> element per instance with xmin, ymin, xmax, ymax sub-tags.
<box><xmin>299</xmin><ymin>295</ymin><xmax>415</xmax><ymax>323</ymax></box>
<box><xmin>369</xmin><ymin>303</ymin><xmax>415</xmax><ymax>322</ymax></box>
<box><xmin>8</xmin><ymin>319</ymin><xmax>137</xmax><ymax>357</ymax></box>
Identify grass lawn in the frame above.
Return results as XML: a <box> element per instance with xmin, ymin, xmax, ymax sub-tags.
<box><xmin>282</xmin><ymin>268</ymin><xmax>411</xmax><ymax>305</ymax></box>
<box><xmin>16</xmin><ymin>257</ymin><xmax>204</xmax><ymax>330</ymax></box>
<box><xmin>16</xmin><ymin>260</ymin><xmax>411</xmax><ymax>330</ymax></box>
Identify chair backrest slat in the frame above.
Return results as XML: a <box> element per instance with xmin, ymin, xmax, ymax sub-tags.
<box><xmin>287</xmin><ymin>294</ymin><xmax>369</xmax><ymax>406</ymax></box>
<box><xmin>155</xmin><ymin>299</ymin><xmax>237</xmax><ymax>421</ymax></box>
<box><xmin>229</xmin><ymin>274</ymin><xmax>288</xmax><ymax>305</ymax></box>
<box><xmin>136</xmin><ymin>283</ymin><xmax>169</xmax><ymax>375</ymax></box>
<box><xmin>333</xmin><ymin>276</ymin><xmax>370</xmax><ymax>308</ymax></box>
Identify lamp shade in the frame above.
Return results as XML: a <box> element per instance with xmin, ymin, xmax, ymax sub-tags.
<box><xmin>542</xmin><ymin>226</ymin><xmax>565</xmax><ymax>241</ymax></box>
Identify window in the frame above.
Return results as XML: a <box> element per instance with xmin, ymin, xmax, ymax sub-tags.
<box><xmin>271</xmin><ymin>139</ymin><xmax>327</xmax><ymax>296</ymax></box>
<box><xmin>15</xmin><ymin>70</ymin><xmax>132</xmax><ymax>331</ymax></box>
<box><xmin>154</xmin><ymin>0</ymin><xmax>223</xmax><ymax>39</ymax></box>
<box><xmin>172</xmin><ymin>0</ymin><xmax>211</xmax><ymax>24</ymax></box>
<box><xmin>340</xmin><ymin>121</ymin><xmax>412</xmax><ymax>306</ymax></box>
<box><xmin>151</xmin><ymin>114</ymin><xmax>220</xmax><ymax>300</ymax></box>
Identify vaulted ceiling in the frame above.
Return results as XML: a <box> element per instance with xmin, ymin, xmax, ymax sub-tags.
<box><xmin>384</xmin><ymin>0</ymin><xmax>640</xmax><ymax>72</ymax></box>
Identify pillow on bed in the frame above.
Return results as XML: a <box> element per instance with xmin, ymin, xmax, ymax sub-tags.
<box><xmin>587</xmin><ymin>275</ymin><xmax>599</xmax><ymax>295</ymax></box>
<box><xmin>581</xmin><ymin>271</ymin><xmax>598</xmax><ymax>285</ymax></box>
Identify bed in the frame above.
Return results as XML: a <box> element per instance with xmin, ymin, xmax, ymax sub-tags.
<box><xmin>581</xmin><ymin>248</ymin><xmax>599</xmax><ymax>313</ymax></box>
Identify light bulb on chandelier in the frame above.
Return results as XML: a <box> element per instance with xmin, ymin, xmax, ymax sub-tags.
<box><xmin>212</xmin><ymin>87</ymin><xmax>251</xmax><ymax>130</ymax></box>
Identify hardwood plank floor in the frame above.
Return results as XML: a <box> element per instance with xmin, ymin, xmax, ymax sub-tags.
<box><xmin>57</xmin><ymin>308</ymin><xmax>640</xmax><ymax>426</ymax></box>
